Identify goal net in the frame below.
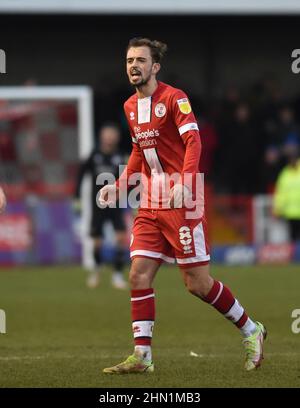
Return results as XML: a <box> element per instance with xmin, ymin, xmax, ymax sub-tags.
<box><xmin>0</xmin><ymin>86</ymin><xmax>94</xmax><ymax>267</ymax></box>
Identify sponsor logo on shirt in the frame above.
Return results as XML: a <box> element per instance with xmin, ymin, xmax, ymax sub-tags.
<box><xmin>134</xmin><ymin>128</ymin><xmax>160</xmax><ymax>147</ymax></box>
<box><xmin>134</xmin><ymin>128</ymin><xmax>160</xmax><ymax>140</ymax></box>
<box><xmin>177</xmin><ymin>98</ymin><xmax>192</xmax><ymax>114</ymax></box>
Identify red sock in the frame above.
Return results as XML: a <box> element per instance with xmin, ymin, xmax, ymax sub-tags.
<box><xmin>131</xmin><ymin>288</ymin><xmax>155</xmax><ymax>346</ymax></box>
<box><xmin>203</xmin><ymin>280</ymin><xmax>248</xmax><ymax>329</ymax></box>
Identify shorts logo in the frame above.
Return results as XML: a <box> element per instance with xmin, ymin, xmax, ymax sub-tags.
<box><xmin>179</xmin><ymin>226</ymin><xmax>193</xmax><ymax>254</ymax></box>
<box><xmin>183</xmin><ymin>245</ymin><xmax>191</xmax><ymax>251</ymax></box>
<box><xmin>177</xmin><ymin>98</ymin><xmax>192</xmax><ymax>114</ymax></box>
<box><xmin>155</xmin><ymin>103</ymin><xmax>166</xmax><ymax>118</ymax></box>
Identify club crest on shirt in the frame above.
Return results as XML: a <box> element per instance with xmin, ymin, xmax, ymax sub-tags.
<box><xmin>155</xmin><ymin>103</ymin><xmax>166</xmax><ymax>118</ymax></box>
<box><xmin>177</xmin><ymin>98</ymin><xmax>192</xmax><ymax>114</ymax></box>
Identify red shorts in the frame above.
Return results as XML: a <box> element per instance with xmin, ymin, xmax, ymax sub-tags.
<box><xmin>130</xmin><ymin>208</ymin><xmax>210</xmax><ymax>269</ymax></box>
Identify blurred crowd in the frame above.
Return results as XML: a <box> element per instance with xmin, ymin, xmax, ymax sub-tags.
<box><xmin>205</xmin><ymin>77</ymin><xmax>300</xmax><ymax>195</ymax></box>
<box><xmin>95</xmin><ymin>76</ymin><xmax>300</xmax><ymax>196</ymax></box>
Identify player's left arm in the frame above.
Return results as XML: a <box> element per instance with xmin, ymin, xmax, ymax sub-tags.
<box><xmin>172</xmin><ymin>90</ymin><xmax>201</xmax><ymax>191</ymax></box>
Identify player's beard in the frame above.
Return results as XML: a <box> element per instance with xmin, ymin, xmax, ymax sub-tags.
<box><xmin>129</xmin><ymin>70</ymin><xmax>152</xmax><ymax>89</ymax></box>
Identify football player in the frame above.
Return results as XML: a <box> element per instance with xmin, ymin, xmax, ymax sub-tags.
<box><xmin>75</xmin><ymin>123</ymin><xmax>128</xmax><ymax>290</ymax></box>
<box><xmin>100</xmin><ymin>38</ymin><xmax>266</xmax><ymax>373</ymax></box>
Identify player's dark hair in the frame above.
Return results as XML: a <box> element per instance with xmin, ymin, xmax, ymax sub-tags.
<box><xmin>126</xmin><ymin>37</ymin><xmax>168</xmax><ymax>63</ymax></box>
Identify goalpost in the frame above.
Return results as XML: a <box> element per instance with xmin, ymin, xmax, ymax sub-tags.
<box><xmin>0</xmin><ymin>86</ymin><xmax>94</xmax><ymax>268</ymax></box>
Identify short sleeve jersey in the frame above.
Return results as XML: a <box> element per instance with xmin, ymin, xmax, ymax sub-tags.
<box><xmin>124</xmin><ymin>81</ymin><xmax>200</xmax><ymax>207</ymax></box>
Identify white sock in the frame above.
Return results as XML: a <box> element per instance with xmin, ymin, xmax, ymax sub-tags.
<box><xmin>135</xmin><ymin>345</ymin><xmax>152</xmax><ymax>361</ymax></box>
<box><xmin>240</xmin><ymin>318</ymin><xmax>257</xmax><ymax>337</ymax></box>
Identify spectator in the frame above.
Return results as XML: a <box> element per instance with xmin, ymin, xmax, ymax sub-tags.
<box><xmin>261</xmin><ymin>105</ymin><xmax>300</xmax><ymax>192</ymax></box>
<box><xmin>273</xmin><ymin>141</ymin><xmax>300</xmax><ymax>242</ymax></box>
<box><xmin>198</xmin><ymin>115</ymin><xmax>218</xmax><ymax>182</ymax></box>
<box><xmin>218</xmin><ymin>102</ymin><xmax>260</xmax><ymax>194</ymax></box>
<box><xmin>276</xmin><ymin>105</ymin><xmax>299</xmax><ymax>144</ymax></box>
<box><xmin>74</xmin><ymin>122</ymin><xmax>128</xmax><ymax>290</ymax></box>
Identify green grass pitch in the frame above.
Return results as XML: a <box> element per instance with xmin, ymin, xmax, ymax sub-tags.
<box><xmin>0</xmin><ymin>264</ymin><xmax>299</xmax><ymax>388</ymax></box>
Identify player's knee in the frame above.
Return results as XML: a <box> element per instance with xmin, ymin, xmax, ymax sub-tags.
<box><xmin>186</xmin><ymin>283</ymin><xmax>205</xmax><ymax>298</ymax></box>
<box><xmin>186</xmin><ymin>275</ymin><xmax>213</xmax><ymax>298</ymax></box>
<box><xmin>129</xmin><ymin>270</ymin><xmax>140</xmax><ymax>288</ymax></box>
<box><xmin>129</xmin><ymin>258</ymin><xmax>159</xmax><ymax>289</ymax></box>
<box><xmin>129</xmin><ymin>266</ymin><xmax>151</xmax><ymax>289</ymax></box>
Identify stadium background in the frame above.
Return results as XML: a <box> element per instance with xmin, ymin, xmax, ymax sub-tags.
<box><xmin>0</xmin><ymin>1</ymin><xmax>300</xmax><ymax>388</ymax></box>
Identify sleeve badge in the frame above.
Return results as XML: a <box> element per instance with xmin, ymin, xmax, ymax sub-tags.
<box><xmin>177</xmin><ymin>98</ymin><xmax>192</xmax><ymax>114</ymax></box>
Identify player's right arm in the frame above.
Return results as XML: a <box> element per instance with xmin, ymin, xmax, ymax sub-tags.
<box><xmin>115</xmin><ymin>140</ymin><xmax>142</xmax><ymax>191</ymax></box>
<box><xmin>0</xmin><ymin>186</ymin><xmax>7</xmax><ymax>214</ymax></box>
<box><xmin>117</xmin><ymin>100</ymin><xmax>143</xmax><ymax>191</ymax></box>
<box><xmin>98</xmin><ymin>106</ymin><xmax>142</xmax><ymax>207</ymax></box>
<box><xmin>97</xmin><ymin>142</ymin><xmax>142</xmax><ymax>207</ymax></box>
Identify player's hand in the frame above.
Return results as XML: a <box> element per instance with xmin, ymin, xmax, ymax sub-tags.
<box><xmin>0</xmin><ymin>187</ymin><xmax>7</xmax><ymax>214</ymax></box>
<box><xmin>168</xmin><ymin>184</ymin><xmax>192</xmax><ymax>208</ymax></box>
<box><xmin>97</xmin><ymin>184</ymin><xmax>119</xmax><ymax>208</ymax></box>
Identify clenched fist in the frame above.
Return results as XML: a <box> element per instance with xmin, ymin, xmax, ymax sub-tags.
<box><xmin>97</xmin><ymin>184</ymin><xmax>119</xmax><ymax>208</ymax></box>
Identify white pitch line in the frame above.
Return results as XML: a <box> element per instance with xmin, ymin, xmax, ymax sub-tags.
<box><xmin>0</xmin><ymin>351</ymin><xmax>298</xmax><ymax>362</ymax></box>
<box><xmin>0</xmin><ymin>356</ymin><xmax>47</xmax><ymax>361</ymax></box>
<box><xmin>0</xmin><ymin>354</ymin><xmax>112</xmax><ymax>361</ymax></box>
<box><xmin>189</xmin><ymin>352</ymin><xmax>300</xmax><ymax>358</ymax></box>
